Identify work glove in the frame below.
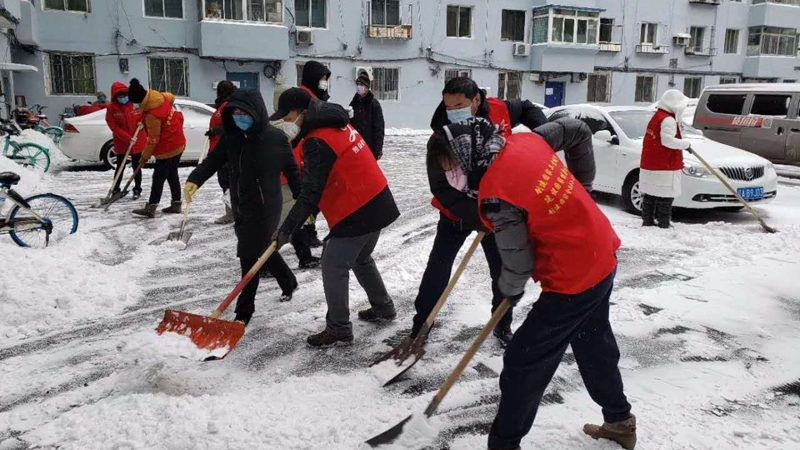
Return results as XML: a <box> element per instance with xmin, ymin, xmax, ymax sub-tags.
<box><xmin>506</xmin><ymin>292</ymin><xmax>525</xmax><ymax>307</ymax></box>
<box><xmin>271</xmin><ymin>227</ymin><xmax>293</xmax><ymax>251</ymax></box>
<box><xmin>184</xmin><ymin>182</ymin><xmax>199</xmax><ymax>204</ymax></box>
<box><xmin>686</xmin><ymin>146</ymin><xmax>694</xmax><ymax>155</ymax></box>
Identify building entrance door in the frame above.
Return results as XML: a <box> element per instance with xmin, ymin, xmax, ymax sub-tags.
<box><xmin>544</xmin><ymin>81</ymin><xmax>565</xmax><ymax>108</ymax></box>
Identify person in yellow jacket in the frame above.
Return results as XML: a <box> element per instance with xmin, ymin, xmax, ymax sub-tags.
<box><xmin>127</xmin><ymin>78</ymin><xmax>187</xmax><ymax>218</ymax></box>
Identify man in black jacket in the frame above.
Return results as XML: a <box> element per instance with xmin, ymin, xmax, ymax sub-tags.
<box><xmin>410</xmin><ymin>77</ymin><xmax>548</xmax><ymax>346</ymax></box>
<box><xmin>349</xmin><ymin>73</ymin><xmax>385</xmax><ymax>160</ymax></box>
<box><xmin>183</xmin><ymin>89</ymin><xmax>302</xmax><ymax>326</ymax></box>
<box><xmin>271</xmin><ymin>88</ymin><xmax>400</xmax><ymax>348</ymax></box>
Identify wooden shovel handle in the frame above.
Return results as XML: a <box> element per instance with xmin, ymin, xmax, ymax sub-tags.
<box><xmin>106</xmin><ymin>123</ymin><xmax>144</xmax><ymax>197</ymax></box>
<box><xmin>211</xmin><ymin>241</ymin><xmax>278</xmax><ymax>318</ymax></box>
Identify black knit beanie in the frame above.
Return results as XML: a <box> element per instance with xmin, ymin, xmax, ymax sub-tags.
<box><xmin>128</xmin><ymin>78</ymin><xmax>147</xmax><ymax>104</ymax></box>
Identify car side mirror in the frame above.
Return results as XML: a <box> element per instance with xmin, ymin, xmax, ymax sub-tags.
<box><xmin>594</xmin><ymin>129</ymin><xmax>617</xmax><ymax>145</ymax></box>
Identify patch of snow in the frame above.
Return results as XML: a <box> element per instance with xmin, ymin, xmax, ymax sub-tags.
<box><xmin>369</xmin><ymin>355</ymin><xmax>418</xmax><ymax>386</ymax></box>
<box><xmin>364</xmin><ymin>414</ymin><xmax>440</xmax><ymax>450</ymax></box>
<box><xmin>386</xmin><ymin>128</ymin><xmax>431</xmax><ymax>136</ymax></box>
<box><xmin>120</xmin><ymin>329</ymin><xmax>228</xmax><ymax>363</ymax></box>
<box><xmin>12</xmin><ymin>129</ymin><xmax>71</xmax><ymax>170</ymax></box>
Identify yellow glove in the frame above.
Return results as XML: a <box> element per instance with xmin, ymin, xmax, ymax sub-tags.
<box><xmin>184</xmin><ymin>182</ymin><xmax>199</xmax><ymax>204</ymax></box>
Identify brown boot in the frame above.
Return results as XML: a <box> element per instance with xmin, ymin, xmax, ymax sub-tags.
<box><xmin>583</xmin><ymin>414</ymin><xmax>636</xmax><ymax>450</ymax></box>
<box><xmin>161</xmin><ymin>201</ymin><xmax>182</xmax><ymax>214</ymax></box>
<box><xmin>214</xmin><ymin>206</ymin><xmax>234</xmax><ymax>224</ymax></box>
<box><xmin>132</xmin><ymin>203</ymin><xmax>158</xmax><ymax>218</ymax></box>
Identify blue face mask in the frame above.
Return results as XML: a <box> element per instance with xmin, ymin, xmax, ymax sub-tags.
<box><xmin>233</xmin><ymin>114</ymin><xmax>254</xmax><ymax>131</ymax></box>
<box><xmin>118</xmin><ymin>96</ymin><xmax>129</xmax><ymax>105</ymax></box>
<box><xmin>446</xmin><ymin>106</ymin><xmax>473</xmax><ymax>124</ymax></box>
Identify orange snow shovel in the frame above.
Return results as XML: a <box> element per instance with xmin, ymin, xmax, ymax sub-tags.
<box><xmin>156</xmin><ymin>241</ymin><xmax>278</xmax><ymax>361</ymax></box>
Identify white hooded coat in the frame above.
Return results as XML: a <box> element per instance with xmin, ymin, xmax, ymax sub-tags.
<box><xmin>640</xmin><ymin>90</ymin><xmax>692</xmax><ymax>198</ymax></box>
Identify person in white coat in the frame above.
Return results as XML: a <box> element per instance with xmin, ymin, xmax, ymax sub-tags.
<box><xmin>639</xmin><ymin>90</ymin><xmax>692</xmax><ymax>228</ymax></box>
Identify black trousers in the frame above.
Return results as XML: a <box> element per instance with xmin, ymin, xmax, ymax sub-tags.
<box><xmin>411</xmin><ymin>214</ymin><xmax>513</xmax><ymax>337</ymax></box>
<box><xmin>291</xmin><ymin>227</ymin><xmax>314</xmax><ymax>264</ymax></box>
<box><xmin>148</xmin><ymin>153</ymin><xmax>182</xmax><ymax>205</ymax></box>
<box><xmin>487</xmin><ymin>268</ymin><xmax>631</xmax><ymax>450</ymax></box>
<box><xmin>217</xmin><ymin>163</ymin><xmax>230</xmax><ymax>192</ymax></box>
<box><xmin>236</xmin><ymin>253</ymin><xmax>297</xmax><ymax>321</ymax></box>
<box><xmin>113</xmin><ymin>153</ymin><xmax>142</xmax><ymax>194</ymax></box>
<box><xmin>642</xmin><ymin>194</ymin><xmax>674</xmax><ymax>228</ymax></box>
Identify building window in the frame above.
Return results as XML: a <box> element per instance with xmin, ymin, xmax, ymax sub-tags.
<box><xmin>205</xmin><ymin>0</ymin><xmax>243</xmax><ymax>20</ymax></box>
<box><xmin>44</xmin><ymin>0</ymin><xmax>90</xmax><ymax>12</ymax></box>
<box><xmin>750</xmin><ymin>94</ymin><xmax>791</xmax><ymax>116</ymax></box>
<box><xmin>145</xmin><ymin>0</ymin><xmax>183</xmax><ymax>18</ymax></box>
<box><xmin>296</xmin><ymin>0</ymin><xmax>326</xmax><ymax>28</ymax></box>
<box><xmin>373</xmin><ymin>68</ymin><xmax>399</xmax><ymax>101</ymax></box>
<box><xmin>498</xmin><ymin>71</ymin><xmax>521</xmax><ymax>100</ymax></box>
<box><xmin>748</xmin><ymin>26</ymin><xmax>798</xmax><ymax>56</ymax></box>
<box><xmin>444</xmin><ymin>68</ymin><xmax>472</xmax><ymax>85</ymax></box>
<box><xmin>599</xmin><ymin>18</ymin><xmax>614</xmax><ymax>43</ymax></box>
<box><xmin>47</xmin><ymin>53</ymin><xmax>96</xmax><ymax>95</ymax></box>
<box><xmin>501</xmin><ymin>10</ymin><xmax>526</xmax><ymax>42</ymax></box>
<box><xmin>248</xmin><ymin>0</ymin><xmax>283</xmax><ymax>23</ymax></box>
<box><xmin>531</xmin><ymin>9</ymin><xmax>548</xmax><ymax>44</ymax></box>
<box><xmin>371</xmin><ymin>0</ymin><xmax>401</xmax><ymax>26</ymax></box>
<box><xmin>719</xmin><ymin>77</ymin><xmax>738</xmax><ymax>84</ymax></box>
<box><xmin>295</xmin><ymin>61</ymin><xmax>331</xmax><ymax>89</ymax></box>
<box><xmin>684</xmin><ymin>77</ymin><xmax>702</xmax><ymax>98</ymax></box>
<box><xmin>148</xmin><ymin>57</ymin><xmax>189</xmax><ymax>97</ymax></box>
<box><xmin>587</xmin><ymin>73</ymin><xmax>611</xmax><ymax>103</ymax></box>
<box><xmin>551</xmin><ymin>8</ymin><xmax>599</xmax><ymax>44</ymax></box>
<box><xmin>689</xmin><ymin>26</ymin><xmax>706</xmax><ymax>51</ymax></box>
<box><xmin>724</xmin><ymin>29</ymin><xmax>739</xmax><ymax>54</ymax></box>
<box><xmin>634</xmin><ymin>75</ymin><xmax>656</xmax><ymax>103</ymax></box>
<box><xmin>447</xmin><ymin>5</ymin><xmax>472</xmax><ymax>38</ymax></box>
<box><xmin>640</xmin><ymin>23</ymin><xmax>658</xmax><ymax>44</ymax></box>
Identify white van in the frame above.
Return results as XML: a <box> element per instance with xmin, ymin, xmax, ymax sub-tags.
<box><xmin>694</xmin><ymin>84</ymin><xmax>800</xmax><ymax>166</ymax></box>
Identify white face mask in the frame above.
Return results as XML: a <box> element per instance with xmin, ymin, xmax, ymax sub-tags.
<box><xmin>356</xmin><ymin>85</ymin><xmax>367</xmax><ymax>96</ymax></box>
<box><xmin>445</xmin><ymin>165</ymin><xmax>467</xmax><ymax>191</ymax></box>
<box><xmin>318</xmin><ymin>80</ymin><xmax>329</xmax><ymax>91</ymax></box>
<box><xmin>270</xmin><ymin>119</ymin><xmax>300</xmax><ymax>141</ymax></box>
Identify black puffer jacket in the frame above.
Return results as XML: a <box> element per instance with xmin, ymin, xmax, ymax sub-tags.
<box><xmin>300</xmin><ymin>61</ymin><xmax>331</xmax><ymax>102</ymax></box>
<box><xmin>187</xmin><ymin>89</ymin><xmax>301</xmax><ymax>258</ymax></box>
<box><xmin>349</xmin><ymin>91</ymin><xmax>385</xmax><ymax>160</ymax></box>
<box><xmin>281</xmin><ymin>100</ymin><xmax>400</xmax><ymax>238</ymax></box>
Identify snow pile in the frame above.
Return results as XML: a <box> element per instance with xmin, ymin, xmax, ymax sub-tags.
<box><xmin>13</xmin><ymin>128</ymin><xmax>72</xmax><ymax>170</ymax></box>
<box><xmin>363</xmin><ymin>414</ymin><xmax>440</xmax><ymax>450</ymax></box>
<box><xmin>0</xmin><ymin>154</ymin><xmax>49</xmax><ymax>211</ymax></box>
<box><xmin>120</xmin><ymin>329</ymin><xmax>229</xmax><ymax>363</ymax></box>
<box><xmin>386</xmin><ymin>128</ymin><xmax>431</xmax><ymax>136</ymax></box>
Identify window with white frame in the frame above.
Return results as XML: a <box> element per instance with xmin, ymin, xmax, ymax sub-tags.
<box><xmin>371</xmin><ymin>0</ymin><xmax>400</xmax><ymax>26</ymax></box>
<box><xmin>719</xmin><ymin>77</ymin><xmax>738</xmax><ymax>84</ymax></box>
<box><xmin>295</xmin><ymin>61</ymin><xmax>331</xmax><ymax>89</ymax></box>
<box><xmin>587</xmin><ymin>73</ymin><xmax>611</xmax><ymax>103</ymax></box>
<box><xmin>446</xmin><ymin>5</ymin><xmax>472</xmax><ymax>38</ymax></box>
<box><xmin>205</xmin><ymin>0</ymin><xmax>243</xmax><ymax>20</ymax></box>
<box><xmin>145</xmin><ymin>0</ymin><xmax>182</xmax><ymax>18</ymax></box>
<box><xmin>444</xmin><ymin>68</ymin><xmax>472</xmax><ymax>85</ymax></box>
<box><xmin>203</xmin><ymin>0</ymin><xmax>283</xmax><ymax>22</ymax></box>
<box><xmin>501</xmin><ymin>10</ymin><xmax>526</xmax><ymax>42</ymax></box>
<box><xmin>599</xmin><ymin>18</ymin><xmax>614</xmax><ymax>43</ymax></box>
<box><xmin>683</xmin><ymin>77</ymin><xmax>702</xmax><ymax>98</ymax></box>
<box><xmin>296</xmin><ymin>0</ymin><xmax>326</xmax><ymax>28</ymax></box>
<box><xmin>148</xmin><ymin>57</ymin><xmax>189</xmax><ymax>97</ymax></box>
<box><xmin>44</xmin><ymin>0</ymin><xmax>90</xmax><ymax>12</ymax></box>
<box><xmin>47</xmin><ymin>53</ymin><xmax>96</xmax><ymax>95</ymax></box>
<box><xmin>551</xmin><ymin>8</ymin><xmax>599</xmax><ymax>44</ymax></box>
<box><xmin>498</xmin><ymin>71</ymin><xmax>521</xmax><ymax>100</ymax></box>
<box><xmin>373</xmin><ymin>68</ymin><xmax>399</xmax><ymax>101</ymax></box>
<box><xmin>634</xmin><ymin>75</ymin><xmax>656</xmax><ymax>103</ymax></box>
<box><xmin>689</xmin><ymin>26</ymin><xmax>706</xmax><ymax>51</ymax></box>
<box><xmin>640</xmin><ymin>23</ymin><xmax>658</xmax><ymax>44</ymax></box>
<box><xmin>747</xmin><ymin>26</ymin><xmax>798</xmax><ymax>56</ymax></box>
<box><xmin>531</xmin><ymin>9</ymin><xmax>548</xmax><ymax>44</ymax></box>
<box><xmin>724</xmin><ymin>29</ymin><xmax>739</xmax><ymax>54</ymax></box>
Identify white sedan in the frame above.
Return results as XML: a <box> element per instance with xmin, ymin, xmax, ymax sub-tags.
<box><xmin>546</xmin><ymin>104</ymin><xmax>778</xmax><ymax>214</ymax></box>
<box><xmin>59</xmin><ymin>99</ymin><xmax>214</xmax><ymax>169</ymax></box>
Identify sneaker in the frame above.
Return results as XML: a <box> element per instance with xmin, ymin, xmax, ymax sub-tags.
<box><xmin>493</xmin><ymin>323</ymin><xmax>513</xmax><ymax>347</ymax></box>
<box><xmin>132</xmin><ymin>192</ymin><xmax>141</xmax><ymax>200</ymax></box>
<box><xmin>307</xmin><ymin>329</ymin><xmax>354</xmax><ymax>348</ymax></box>
<box><xmin>298</xmin><ymin>256</ymin><xmax>321</xmax><ymax>270</ymax></box>
<box><xmin>358</xmin><ymin>307</ymin><xmax>397</xmax><ymax>323</ymax></box>
<box><xmin>583</xmin><ymin>414</ymin><xmax>637</xmax><ymax>450</ymax></box>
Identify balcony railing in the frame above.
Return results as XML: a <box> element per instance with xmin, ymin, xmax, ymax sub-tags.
<box><xmin>689</xmin><ymin>0</ymin><xmax>721</xmax><ymax>5</ymax></box>
<box><xmin>599</xmin><ymin>42</ymin><xmax>622</xmax><ymax>52</ymax></box>
<box><xmin>685</xmin><ymin>46</ymin><xmax>718</xmax><ymax>56</ymax></box>
<box><xmin>636</xmin><ymin>44</ymin><xmax>670</xmax><ymax>54</ymax></box>
<box><xmin>366</xmin><ymin>1</ymin><xmax>413</xmax><ymax>40</ymax></box>
<box><xmin>752</xmin><ymin>0</ymin><xmax>800</xmax><ymax>6</ymax></box>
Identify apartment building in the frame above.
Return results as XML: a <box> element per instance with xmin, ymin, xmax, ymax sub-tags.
<box><xmin>5</xmin><ymin>0</ymin><xmax>800</xmax><ymax>129</ymax></box>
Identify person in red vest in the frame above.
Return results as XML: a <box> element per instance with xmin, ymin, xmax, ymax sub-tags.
<box><xmin>206</xmin><ymin>80</ymin><xmax>237</xmax><ymax>224</ymax></box>
<box><xmin>640</xmin><ymin>89</ymin><xmax>692</xmax><ymax>228</ymax></box>
<box><xmin>270</xmin><ymin>88</ymin><xmax>400</xmax><ymax>347</ymax></box>
<box><xmin>427</xmin><ymin>117</ymin><xmax>635</xmax><ymax>450</ymax></box>
<box><xmin>105</xmin><ymin>82</ymin><xmax>146</xmax><ymax>200</ymax></box>
<box><xmin>411</xmin><ymin>76</ymin><xmax>548</xmax><ymax>346</ymax></box>
<box><xmin>127</xmin><ymin>78</ymin><xmax>187</xmax><ymax>218</ymax></box>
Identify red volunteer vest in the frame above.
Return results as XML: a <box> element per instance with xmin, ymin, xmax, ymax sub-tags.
<box><xmin>280</xmin><ymin>143</ymin><xmax>304</xmax><ymax>185</ymax></box>
<box><xmin>641</xmin><ymin>109</ymin><xmax>684</xmax><ymax>171</ymax></box>
<box><xmin>479</xmin><ymin>133</ymin><xmax>620</xmax><ymax>295</ymax></box>
<box><xmin>208</xmin><ymin>101</ymin><xmax>226</xmax><ymax>152</ymax></box>
<box><xmin>303</xmin><ymin>124</ymin><xmax>388</xmax><ymax>228</ymax></box>
<box><xmin>431</xmin><ymin>98</ymin><xmax>513</xmax><ymax>221</ymax></box>
<box><xmin>144</xmin><ymin>99</ymin><xmax>186</xmax><ymax>156</ymax></box>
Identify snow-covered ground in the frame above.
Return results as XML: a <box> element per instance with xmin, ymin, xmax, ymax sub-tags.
<box><xmin>1</xmin><ymin>136</ymin><xmax>799</xmax><ymax>450</ymax></box>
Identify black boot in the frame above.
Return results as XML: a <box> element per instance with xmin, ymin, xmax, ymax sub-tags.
<box><xmin>279</xmin><ymin>279</ymin><xmax>299</xmax><ymax>302</ymax></box>
<box><xmin>307</xmin><ymin>329</ymin><xmax>354</xmax><ymax>348</ymax></box>
<box><xmin>358</xmin><ymin>307</ymin><xmax>397</xmax><ymax>322</ymax></box>
<box><xmin>493</xmin><ymin>322</ymin><xmax>513</xmax><ymax>347</ymax></box>
<box><xmin>302</xmin><ymin>224</ymin><xmax>323</xmax><ymax>248</ymax></box>
<box><xmin>641</xmin><ymin>194</ymin><xmax>656</xmax><ymax>227</ymax></box>
<box><xmin>655</xmin><ymin>197</ymin><xmax>674</xmax><ymax>229</ymax></box>
<box><xmin>298</xmin><ymin>256</ymin><xmax>321</xmax><ymax>270</ymax></box>
<box><xmin>162</xmin><ymin>201</ymin><xmax>182</xmax><ymax>214</ymax></box>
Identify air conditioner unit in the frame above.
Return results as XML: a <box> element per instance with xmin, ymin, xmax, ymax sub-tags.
<box><xmin>354</xmin><ymin>66</ymin><xmax>374</xmax><ymax>80</ymax></box>
<box><xmin>296</xmin><ymin>30</ymin><xmax>314</xmax><ymax>46</ymax></box>
<box><xmin>512</xmin><ymin>43</ymin><xmax>530</xmax><ymax>57</ymax></box>
<box><xmin>673</xmin><ymin>33</ymin><xmax>691</xmax><ymax>46</ymax></box>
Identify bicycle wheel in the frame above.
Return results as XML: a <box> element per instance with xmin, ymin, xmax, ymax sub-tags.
<box><xmin>9</xmin><ymin>193</ymin><xmax>79</xmax><ymax>248</ymax></box>
<box><xmin>11</xmin><ymin>143</ymin><xmax>51</xmax><ymax>172</ymax></box>
<box><xmin>44</xmin><ymin>127</ymin><xmax>64</xmax><ymax>144</ymax></box>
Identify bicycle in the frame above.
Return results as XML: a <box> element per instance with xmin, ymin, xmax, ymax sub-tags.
<box><xmin>30</xmin><ymin>104</ymin><xmax>65</xmax><ymax>144</ymax></box>
<box><xmin>0</xmin><ymin>171</ymin><xmax>79</xmax><ymax>247</ymax></box>
<box><xmin>0</xmin><ymin>120</ymin><xmax>51</xmax><ymax>172</ymax></box>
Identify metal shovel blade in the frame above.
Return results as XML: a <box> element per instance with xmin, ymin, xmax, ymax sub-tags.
<box><xmin>364</xmin><ymin>415</ymin><xmax>413</xmax><ymax>448</ymax></box>
<box><xmin>166</xmin><ymin>230</ymin><xmax>193</xmax><ymax>246</ymax></box>
<box><xmin>102</xmin><ymin>190</ymin><xmax>128</xmax><ymax>211</ymax></box>
<box><xmin>370</xmin><ymin>337</ymin><xmax>426</xmax><ymax>387</ymax></box>
<box><xmin>155</xmin><ymin>310</ymin><xmax>245</xmax><ymax>361</ymax></box>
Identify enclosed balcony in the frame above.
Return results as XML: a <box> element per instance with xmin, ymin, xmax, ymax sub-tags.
<box><xmin>750</xmin><ymin>0</ymin><xmax>800</xmax><ymax>29</ymax></box>
<box><xmin>366</xmin><ymin>1</ymin><xmax>413</xmax><ymax>41</ymax></box>
<box><xmin>688</xmin><ymin>0</ymin><xmax>721</xmax><ymax>5</ymax></box>
<box><xmin>636</xmin><ymin>43</ymin><xmax>670</xmax><ymax>54</ymax></box>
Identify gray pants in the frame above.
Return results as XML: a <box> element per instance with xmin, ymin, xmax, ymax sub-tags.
<box><xmin>322</xmin><ymin>230</ymin><xmax>394</xmax><ymax>337</ymax></box>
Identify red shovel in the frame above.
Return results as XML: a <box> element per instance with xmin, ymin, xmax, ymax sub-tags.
<box><xmin>156</xmin><ymin>241</ymin><xmax>278</xmax><ymax>361</ymax></box>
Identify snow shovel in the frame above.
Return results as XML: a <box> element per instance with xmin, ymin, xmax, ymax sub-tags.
<box><xmin>92</xmin><ymin>123</ymin><xmax>144</xmax><ymax>208</ymax></box>
<box><xmin>690</xmin><ymin>147</ymin><xmax>777</xmax><ymax>234</ymax></box>
<box><xmin>155</xmin><ymin>241</ymin><xmax>278</xmax><ymax>361</ymax></box>
<box><xmin>165</xmin><ymin>201</ymin><xmax>193</xmax><ymax>246</ymax></box>
<box><xmin>365</xmin><ymin>298</ymin><xmax>512</xmax><ymax>448</ymax></box>
<box><xmin>370</xmin><ymin>232</ymin><xmax>486</xmax><ymax>387</ymax></box>
<box><xmin>102</xmin><ymin>164</ymin><xmax>145</xmax><ymax>212</ymax></box>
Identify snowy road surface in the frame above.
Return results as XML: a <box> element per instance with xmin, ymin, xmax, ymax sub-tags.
<box><xmin>2</xmin><ymin>136</ymin><xmax>800</xmax><ymax>450</ymax></box>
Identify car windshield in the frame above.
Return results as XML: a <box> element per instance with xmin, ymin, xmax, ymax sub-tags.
<box><xmin>610</xmin><ymin>110</ymin><xmax>703</xmax><ymax>140</ymax></box>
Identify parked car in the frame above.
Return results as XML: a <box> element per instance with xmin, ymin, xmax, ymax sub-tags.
<box><xmin>546</xmin><ymin>104</ymin><xmax>778</xmax><ymax>214</ymax></box>
<box><xmin>694</xmin><ymin>83</ymin><xmax>800</xmax><ymax>166</ymax></box>
<box><xmin>59</xmin><ymin>99</ymin><xmax>214</xmax><ymax>169</ymax></box>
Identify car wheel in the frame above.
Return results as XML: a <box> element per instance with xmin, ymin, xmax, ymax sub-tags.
<box><xmin>100</xmin><ymin>141</ymin><xmax>121</xmax><ymax>171</ymax></box>
<box><xmin>622</xmin><ymin>171</ymin><xmax>643</xmax><ymax>215</ymax></box>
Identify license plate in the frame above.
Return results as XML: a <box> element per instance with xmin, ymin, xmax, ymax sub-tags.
<box><xmin>737</xmin><ymin>187</ymin><xmax>763</xmax><ymax>200</ymax></box>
